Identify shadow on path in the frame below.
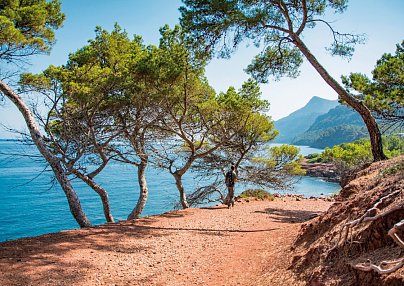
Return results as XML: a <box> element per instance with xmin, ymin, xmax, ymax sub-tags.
<box><xmin>0</xmin><ymin>210</ymin><xmax>279</xmax><ymax>286</ymax></box>
<box><xmin>256</xmin><ymin>207</ymin><xmax>322</xmax><ymax>223</ymax></box>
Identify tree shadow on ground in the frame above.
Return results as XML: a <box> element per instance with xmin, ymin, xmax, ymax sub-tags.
<box><xmin>0</xmin><ymin>217</ymin><xmax>184</xmax><ymax>286</ymax></box>
<box><xmin>256</xmin><ymin>208</ymin><xmax>322</xmax><ymax>223</ymax></box>
<box><xmin>200</xmin><ymin>206</ymin><xmax>228</xmax><ymax>210</ymax></box>
<box><xmin>123</xmin><ymin>225</ymin><xmax>279</xmax><ymax>234</ymax></box>
<box><xmin>0</xmin><ymin>210</ymin><xmax>278</xmax><ymax>286</ymax></box>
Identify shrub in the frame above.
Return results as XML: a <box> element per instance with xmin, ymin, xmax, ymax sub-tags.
<box><xmin>238</xmin><ymin>189</ymin><xmax>274</xmax><ymax>201</ymax></box>
<box><xmin>306</xmin><ymin>153</ymin><xmax>324</xmax><ymax>163</ymax></box>
<box><xmin>380</xmin><ymin>161</ymin><xmax>404</xmax><ymax>177</ymax></box>
<box><xmin>319</xmin><ymin>135</ymin><xmax>404</xmax><ymax>185</ymax></box>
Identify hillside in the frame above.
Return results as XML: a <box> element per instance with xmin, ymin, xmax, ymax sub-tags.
<box><xmin>288</xmin><ymin>156</ymin><xmax>404</xmax><ymax>285</ymax></box>
<box><xmin>274</xmin><ymin>96</ymin><xmax>339</xmax><ymax>143</ymax></box>
<box><xmin>292</xmin><ymin>105</ymin><xmax>368</xmax><ymax>148</ymax></box>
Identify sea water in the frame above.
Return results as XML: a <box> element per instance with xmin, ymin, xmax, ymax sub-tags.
<box><xmin>0</xmin><ymin>140</ymin><xmax>340</xmax><ymax>242</ymax></box>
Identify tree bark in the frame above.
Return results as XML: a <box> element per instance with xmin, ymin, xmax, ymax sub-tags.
<box><xmin>174</xmin><ymin>173</ymin><xmax>189</xmax><ymax>209</ymax></box>
<box><xmin>127</xmin><ymin>154</ymin><xmax>149</xmax><ymax>220</ymax></box>
<box><xmin>293</xmin><ymin>36</ymin><xmax>387</xmax><ymax>161</ymax></box>
<box><xmin>71</xmin><ymin>169</ymin><xmax>114</xmax><ymax>223</ymax></box>
<box><xmin>0</xmin><ymin>80</ymin><xmax>92</xmax><ymax>228</ymax></box>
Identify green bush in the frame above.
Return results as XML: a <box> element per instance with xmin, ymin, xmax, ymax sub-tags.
<box><xmin>306</xmin><ymin>153</ymin><xmax>324</xmax><ymax>163</ymax></box>
<box><xmin>380</xmin><ymin>161</ymin><xmax>404</xmax><ymax>177</ymax></box>
<box><xmin>238</xmin><ymin>189</ymin><xmax>274</xmax><ymax>201</ymax></box>
<box><xmin>321</xmin><ymin>135</ymin><xmax>403</xmax><ymax>166</ymax></box>
<box><xmin>318</xmin><ymin>135</ymin><xmax>404</xmax><ymax>180</ymax></box>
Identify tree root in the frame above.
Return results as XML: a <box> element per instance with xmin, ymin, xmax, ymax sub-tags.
<box><xmin>352</xmin><ymin>257</ymin><xmax>404</xmax><ymax>274</ymax></box>
<box><xmin>327</xmin><ymin>189</ymin><xmax>404</xmax><ymax>274</ymax></box>
<box><xmin>328</xmin><ymin>190</ymin><xmax>402</xmax><ymax>253</ymax></box>
<box><xmin>388</xmin><ymin>219</ymin><xmax>404</xmax><ymax>248</ymax></box>
<box><xmin>352</xmin><ymin>219</ymin><xmax>404</xmax><ymax>274</ymax></box>
<box><xmin>345</xmin><ymin>190</ymin><xmax>401</xmax><ymax>228</ymax></box>
<box><xmin>351</xmin><ymin>204</ymin><xmax>404</xmax><ymax>274</ymax></box>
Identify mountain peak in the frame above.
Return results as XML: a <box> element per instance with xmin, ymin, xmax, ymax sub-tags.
<box><xmin>281</xmin><ymin>96</ymin><xmax>338</xmax><ymax>119</ymax></box>
<box><xmin>306</xmin><ymin>96</ymin><xmax>337</xmax><ymax>106</ymax></box>
<box><xmin>308</xmin><ymin>95</ymin><xmax>323</xmax><ymax>102</ymax></box>
<box><xmin>273</xmin><ymin>96</ymin><xmax>339</xmax><ymax>143</ymax></box>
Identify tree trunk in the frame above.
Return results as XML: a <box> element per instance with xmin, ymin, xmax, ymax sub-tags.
<box><xmin>127</xmin><ymin>155</ymin><xmax>149</xmax><ymax>220</ymax></box>
<box><xmin>293</xmin><ymin>36</ymin><xmax>387</xmax><ymax>161</ymax></box>
<box><xmin>71</xmin><ymin>170</ymin><xmax>114</xmax><ymax>223</ymax></box>
<box><xmin>0</xmin><ymin>80</ymin><xmax>92</xmax><ymax>228</ymax></box>
<box><xmin>174</xmin><ymin>173</ymin><xmax>189</xmax><ymax>209</ymax></box>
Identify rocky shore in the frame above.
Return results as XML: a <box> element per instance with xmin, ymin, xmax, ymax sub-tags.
<box><xmin>300</xmin><ymin>159</ymin><xmax>340</xmax><ymax>183</ymax></box>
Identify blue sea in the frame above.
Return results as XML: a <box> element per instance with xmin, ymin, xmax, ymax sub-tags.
<box><xmin>0</xmin><ymin>140</ymin><xmax>340</xmax><ymax>242</ymax></box>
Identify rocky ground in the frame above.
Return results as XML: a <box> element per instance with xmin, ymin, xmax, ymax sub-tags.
<box><xmin>0</xmin><ymin>197</ymin><xmax>331</xmax><ymax>286</ymax></box>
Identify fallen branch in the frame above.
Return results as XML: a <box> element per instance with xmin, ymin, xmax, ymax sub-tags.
<box><xmin>180</xmin><ymin>185</ymin><xmax>226</xmax><ymax>208</ymax></box>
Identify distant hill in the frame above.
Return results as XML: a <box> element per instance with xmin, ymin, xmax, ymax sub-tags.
<box><xmin>273</xmin><ymin>96</ymin><xmax>339</xmax><ymax>143</ymax></box>
<box><xmin>291</xmin><ymin>105</ymin><xmax>368</xmax><ymax>148</ymax></box>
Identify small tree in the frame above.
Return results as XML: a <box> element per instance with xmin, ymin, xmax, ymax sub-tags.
<box><xmin>147</xmin><ymin>26</ymin><xmax>253</xmax><ymax>209</ymax></box>
<box><xmin>189</xmin><ymin>81</ymin><xmax>304</xmax><ymax>206</ymax></box>
<box><xmin>20</xmin><ymin>65</ymin><xmax>119</xmax><ymax>224</ymax></box>
<box><xmin>180</xmin><ymin>0</ymin><xmax>387</xmax><ymax>161</ymax></box>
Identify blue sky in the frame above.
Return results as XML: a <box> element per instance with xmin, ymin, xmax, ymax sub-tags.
<box><xmin>1</xmin><ymin>0</ymin><xmax>404</xmax><ymax>138</ymax></box>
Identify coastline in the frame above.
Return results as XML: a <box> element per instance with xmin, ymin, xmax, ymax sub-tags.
<box><xmin>300</xmin><ymin>159</ymin><xmax>340</xmax><ymax>183</ymax></box>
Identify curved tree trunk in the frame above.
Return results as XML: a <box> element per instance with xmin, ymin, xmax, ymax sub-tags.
<box><xmin>0</xmin><ymin>80</ymin><xmax>92</xmax><ymax>228</ymax></box>
<box><xmin>172</xmin><ymin>156</ymin><xmax>196</xmax><ymax>209</ymax></box>
<box><xmin>127</xmin><ymin>154</ymin><xmax>149</xmax><ymax>220</ymax></box>
<box><xmin>293</xmin><ymin>36</ymin><xmax>387</xmax><ymax>162</ymax></box>
<box><xmin>71</xmin><ymin>170</ymin><xmax>114</xmax><ymax>223</ymax></box>
<box><xmin>174</xmin><ymin>173</ymin><xmax>189</xmax><ymax>209</ymax></box>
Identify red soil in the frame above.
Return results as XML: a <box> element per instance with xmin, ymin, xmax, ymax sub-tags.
<box><xmin>0</xmin><ymin>197</ymin><xmax>330</xmax><ymax>286</ymax></box>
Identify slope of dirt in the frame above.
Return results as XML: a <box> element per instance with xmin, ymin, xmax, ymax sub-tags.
<box><xmin>0</xmin><ymin>197</ymin><xmax>330</xmax><ymax>286</ymax></box>
<box><xmin>289</xmin><ymin>156</ymin><xmax>404</xmax><ymax>286</ymax></box>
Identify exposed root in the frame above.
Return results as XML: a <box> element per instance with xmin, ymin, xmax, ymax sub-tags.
<box><xmin>388</xmin><ymin>219</ymin><xmax>404</xmax><ymax>248</ymax></box>
<box><xmin>352</xmin><ymin>257</ymin><xmax>404</xmax><ymax>274</ymax></box>
<box><xmin>327</xmin><ymin>190</ymin><xmax>404</xmax><ymax>274</ymax></box>
<box><xmin>292</xmin><ymin>157</ymin><xmax>404</xmax><ymax>284</ymax></box>
<box><xmin>351</xmin><ymin>216</ymin><xmax>404</xmax><ymax>274</ymax></box>
<box><xmin>328</xmin><ymin>190</ymin><xmax>403</xmax><ymax>254</ymax></box>
<box><xmin>345</xmin><ymin>190</ymin><xmax>402</xmax><ymax>228</ymax></box>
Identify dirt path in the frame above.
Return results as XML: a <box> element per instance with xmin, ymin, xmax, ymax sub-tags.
<box><xmin>0</xmin><ymin>198</ymin><xmax>331</xmax><ymax>286</ymax></box>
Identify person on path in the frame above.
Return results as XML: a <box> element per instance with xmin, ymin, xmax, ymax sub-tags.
<box><xmin>225</xmin><ymin>165</ymin><xmax>237</xmax><ymax>208</ymax></box>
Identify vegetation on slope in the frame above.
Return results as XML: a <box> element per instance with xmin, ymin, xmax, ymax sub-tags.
<box><xmin>306</xmin><ymin>135</ymin><xmax>403</xmax><ymax>185</ymax></box>
<box><xmin>237</xmin><ymin>189</ymin><xmax>275</xmax><ymax>201</ymax></box>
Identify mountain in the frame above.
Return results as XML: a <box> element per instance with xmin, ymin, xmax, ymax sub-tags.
<box><xmin>304</xmin><ymin>105</ymin><xmax>365</xmax><ymax>132</ymax></box>
<box><xmin>291</xmin><ymin>105</ymin><xmax>368</xmax><ymax>148</ymax></box>
<box><xmin>273</xmin><ymin>96</ymin><xmax>339</xmax><ymax>143</ymax></box>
